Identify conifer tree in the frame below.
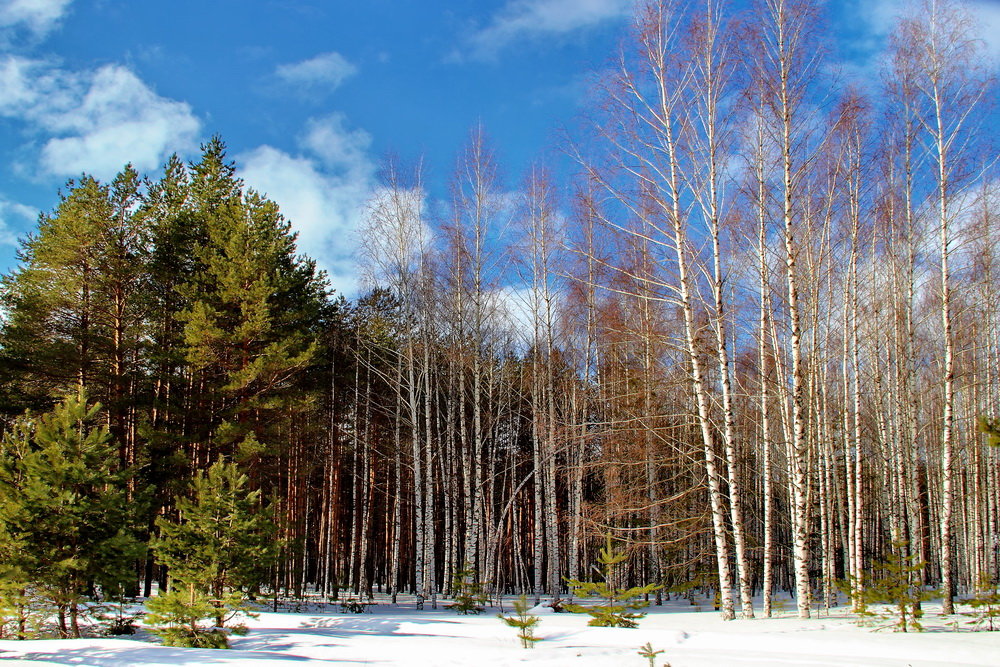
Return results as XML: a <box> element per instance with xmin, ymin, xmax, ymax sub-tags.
<box><xmin>637</xmin><ymin>642</ymin><xmax>667</xmax><ymax>667</ymax></box>
<box><xmin>0</xmin><ymin>392</ymin><xmax>141</xmax><ymax>638</ymax></box>
<box><xmin>843</xmin><ymin>540</ymin><xmax>931</xmax><ymax>632</ymax></box>
<box><xmin>964</xmin><ymin>575</ymin><xmax>1000</xmax><ymax>632</ymax></box>
<box><xmin>0</xmin><ymin>169</ymin><xmax>150</xmax><ymax>422</ymax></box>
<box><xmin>498</xmin><ymin>595</ymin><xmax>541</xmax><ymax>648</ymax></box>
<box><xmin>152</xmin><ymin>459</ymin><xmax>278</xmax><ymax>634</ymax></box>
<box><xmin>0</xmin><ymin>177</ymin><xmax>113</xmax><ymax>409</ymax></box>
<box><xmin>145</xmin><ymin>587</ymin><xmax>231</xmax><ymax>649</ymax></box>
<box><xmin>447</xmin><ymin>562</ymin><xmax>489</xmax><ymax>614</ymax></box>
<box><xmin>565</xmin><ymin>535</ymin><xmax>660</xmax><ymax>628</ymax></box>
<box><xmin>174</xmin><ymin>139</ymin><xmax>326</xmax><ymax>471</ymax></box>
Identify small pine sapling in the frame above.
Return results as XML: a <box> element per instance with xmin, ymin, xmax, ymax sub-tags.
<box><xmin>95</xmin><ymin>600</ymin><xmax>144</xmax><ymax>636</ymax></box>
<box><xmin>565</xmin><ymin>534</ymin><xmax>661</xmax><ymax>628</ymax></box>
<box><xmin>498</xmin><ymin>595</ymin><xmax>542</xmax><ymax>648</ymax></box>
<box><xmin>666</xmin><ymin>572</ymin><xmax>712</xmax><ymax>607</ymax></box>
<box><xmin>151</xmin><ymin>459</ymin><xmax>275</xmax><ymax>647</ymax></box>
<box><xmin>964</xmin><ymin>574</ymin><xmax>1000</xmax><ymax>631</ymax></box>
<box><xmin>841</xmin><ymin>540</ymin><xmax>932</xmax><ymax>632</ymax></box>
<box><xmin>637</xmin><ymin>641</ymin><xmax>668</xmax><ymax>667</ymax></box>
<box><xmin>447</xmin><ymin>562</ymin><xmax>489</xmax><ymax>614</ymax></box>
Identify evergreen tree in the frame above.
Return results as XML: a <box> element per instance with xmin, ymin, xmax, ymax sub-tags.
<box><xmin>637</xmin><ymin>642</ymin><xmax>667</xmax><ymax>667</ymax></box>
<box><xmin>145</xmin><ymin>587</ymin><xmax>232</xmax><ymax>648</ymax></box>
<box><xmin>964</xmin><ymin>574</ymin><xmax>1000</xmax><ymax>631</ymax></box>
<box><xmin>0</xmin><ymin>576</ymin><xmax>46</xmax><ymax>640</ymax></box>
<box><xmin>447</xmin><ymin>562</ymin><xmax>490</xmax><ymax>614</ymax></box>
<box><xmin>498</xmin><ymin>595</ymin><xmax>541</xmax><ymax>648</ymax></box>
<box><xmin>140</xmin><ymin>141</ymin><xmax>329</xmax><ymax>596</ymax></box>
<box><xmin>0</xmin><ymin>176</ymin><xmax>111</xmax><ymax>410</ymax></box>
<box><xmin>0</xmin><ymin>170</ymin><xmax>150</xmax><ymax>423</ymax></box>
<box><xmin>565</xmin><ymin>535</ymin><xmax>660</xmax><ymax>628</ymax></box>
<box><xmin>842</xmin><ymin>540</ymin><xmax>931</xmax><ymax>632</ymax></box>
<box><xmin>152</xmin><ymin>459</ymin><xmax>278</xmax><ymax>636</ymax></box>
<box><xmin>0</xmin><ymin>392</ymin><xmax>141</xmax><ymax>638</ymax></box>
<box><xmin>174</xmin><ymin>139</ymin><xmax>327</xmax><ymax>473</ymax></box>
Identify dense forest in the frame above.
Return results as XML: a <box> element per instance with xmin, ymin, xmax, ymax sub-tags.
<box><xmin>0</xmin><ymin>0</ymin><xmax>997</xmax><ymax>637</ymax></box>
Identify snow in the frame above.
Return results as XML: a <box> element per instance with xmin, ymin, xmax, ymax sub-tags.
<box><xmin>1</xmin><ymin>597</ymin><xmax>998</xmax><ymax>666</ymax></box>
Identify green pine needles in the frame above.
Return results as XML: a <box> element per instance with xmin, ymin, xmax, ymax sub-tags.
<box><xmin>145</xmin><ymin>586</ymin><xmax>250</xmax><ymax>649</ymax></box>
<box><xmin>964</xmin><ymin>575</ymin><xmax>1000</xmax><ymax>631</ymax></box>
<box><xmin>0</xmin><ymin>392</ymin><xmax>142</xmax><ymax>639</ymax></box>
<box><xmin>565</xmin><ymin>534</ymin><xmax>660</xmax><ymax>628</ymax></box>
<box><xmin>841</xmin><ymin>540</ymin><xmax>932</xmax><ymax>632</ymax></box>
<box><xmin>149</xmin><ymin>459</ymin><xmax>278</xmax><ymax>648</ymax></box>
<box><xmin>637</xmin><ymin>642</ymin><xmax>668</xmax><ymax>667</ymax></box>
<box><xmin>498</xmin><ymin>595</ymin><xmax>542</xmax><ymax>648</ymax></box>
<box><xmin>447</xmin><ymin>562</ymin><xmax>490</xmax><ymax>614</ymax></box>
<box><xmin>978</xmin><ymin>416</ymin><xmax>1000</xmax><ymax>447</ymax></box>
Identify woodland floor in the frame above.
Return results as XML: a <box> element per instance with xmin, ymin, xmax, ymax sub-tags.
<box><xmin>0</xmin><ymin>594</ymin><xmax>997</xmax><ymax>666</ymax></box>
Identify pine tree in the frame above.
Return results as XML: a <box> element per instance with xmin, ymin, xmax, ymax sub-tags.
<box><xmin>0</xmin><ymin>577</ymin><xmax>46</xmax><ymax>640</ymax></box>
<box><xmin>498</xmin><ymin>595</ymin><xmax>541</xmax><ymax>648</ymax></box>
<box><xmin>964</xmin><ymin>574</ymin><xmax>1000</xmax><ymax>631</ymax></box>
<box><xmin>0</xmin><ymin>170</ymin><xmax>150</xmax><ymax>423</ymax></box>
<box><xmin>447</xmin><ymin>562</ymin><xmax>489</xmax><ymax>614</ymax></box>
<box><xmin>174</xmin><ymin>139</ymin><xmax>327</xmax><ymax>473</ymax></box>
<box><xmin>152</xmin><ymin>459</ymin><xmax>278</xmax><ymax>641</ymax></box>
<box><xmin>140</xmin><ymin>141</ymin><xmax>329</xmax><ymax>598</ymax></box>
<box><xmin>144</xmin><ymin>587</ymin><xmax>231</xmax><ymax>648</ymax></box>
<box><xmin>842</xmin><ymin>540</ymin><xmax>931</xmax><ymax>632</ymax></box>
<box><xmin>0</xmin><ymin>176</ymin><xmax>110</xmax><ymax>411</ymax></box>
<box><xmin>637</xmin><ymin>642</ymin><xmax>667</xmax><ymax>667</ymax></box>
<box><xmin>565</xmin><ymin>535</ymin><xmax>660</xmax><ymax>628</ymax></box>
<box><xmin>0</xmin><ymin>392</ymin><xmax>141</xmax><ymax>638</ymax></box>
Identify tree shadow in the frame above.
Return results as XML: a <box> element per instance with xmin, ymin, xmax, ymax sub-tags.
<box><xmin>17</xmin><ymin>643</ymin><xmax>317</xmax><ymax>665</ymax></box>
<box><xmin>229</xmin><ymin>615</ymin><xmax>466</xmax><ymax>655</ymax></box>
<box><xmin>297</xmin><ymin>614</ymin><xmax>463</xmax><ymax>636</ymax></box>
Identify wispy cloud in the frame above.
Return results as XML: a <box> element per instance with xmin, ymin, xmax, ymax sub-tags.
<box><xmin>0</xmin><ymin>197</ymin><xmax>35</xmax><ymax>245</ymax></box>
<box><xmin>0</xmin><ymin>0</ymin><xmax>72</xmax><ymax>40</ymax></box>
<box><xmin>843</xmin><ymin>0</ymin><xmax>1000</xmax><ymax>83</ymax></box>
<box><xmin>969</xmin><ymin>0</ymin><xmax>1000</xmax><ymax>62</ymax></box>
<box><xmin>0</xmin><ymin>56</ymin><xmax>201</xmax><ymax>180</ymax></box>
<box><xmin>238</xmin><ymin>113</ymin><xmax>375</xmax><ymax>297</ymax></box>
<box><xmin>274</xmin><ymin>51</ymin><xmax>357</xmax><ymax>94</ymax></box>
<box><xmin>459</xmin><ymin>0</ymin><xmax>634</xmax><ymax>61</ymax></box>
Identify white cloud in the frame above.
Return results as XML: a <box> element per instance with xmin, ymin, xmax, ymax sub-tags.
<box><xmin>274</xmin><ymin>52</ymin><xmax>357</xmax><ymax>93</ymax></box>
<box><xmin>462</xmin><ymin>0</ymin><xmax>634</xmax><ymax>61</ymax></box>
<box><xmin>358</xmin><ymin>184</ymin><xmax>431</xmax><ymax>291</ymax></box>
<box><xmin>495</xmin><ymin>284</ymin><xmax>536</xmax><ymax>340</ymax></box>
<box><xmin>0</xmin><ymin>0</ymin><xmax>72</xmax><ymax>38</ymax></box>
<box><xmin>850</xmin><ymin>0</ymin><xmax>1000</xmax><ymax>74</ymax></box>
<box><xmin>38</xmin><ymin>66</ymin><xmax>201</xmax><ymax>178</ymax></box>
<box><xmin>239</xmin><ymin>114</ymin><xmax>375</xmax><ymax>297</ymax></box>
<box><xmin>300</xmin><ymin>114</ymin><xmax>370</xmax><ymax>177</ymax></box>
<box><xmin>0</xmin><ymin>56</ymin><xmax>201</xmax><ymax>180</ymax></box>
<box><xmin>969</xmin><ymin>0</ymin><xmax>1000</xmax><ymax>62</ymax></box>
<box><xmin>0</xmin><ymin>197</ymin><xmax>35</xmax><ymax>246</ymax></box>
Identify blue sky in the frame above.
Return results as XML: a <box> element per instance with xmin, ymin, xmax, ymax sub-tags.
<box><xmin>0</xmin><ymin>0</ymin><xmax>997</xmax><ymax>296</ymax></box>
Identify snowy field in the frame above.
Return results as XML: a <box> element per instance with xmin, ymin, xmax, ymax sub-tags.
<box><xmin>1</xmin><ymin>597</ymin><xmax>998</xmax><ymax>666</ymax></box>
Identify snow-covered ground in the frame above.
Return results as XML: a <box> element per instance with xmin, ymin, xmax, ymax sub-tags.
<box><xmin>1</xmin><ymin>597</ymin><xmax>997</xmax><ymax>666</ymax></box>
